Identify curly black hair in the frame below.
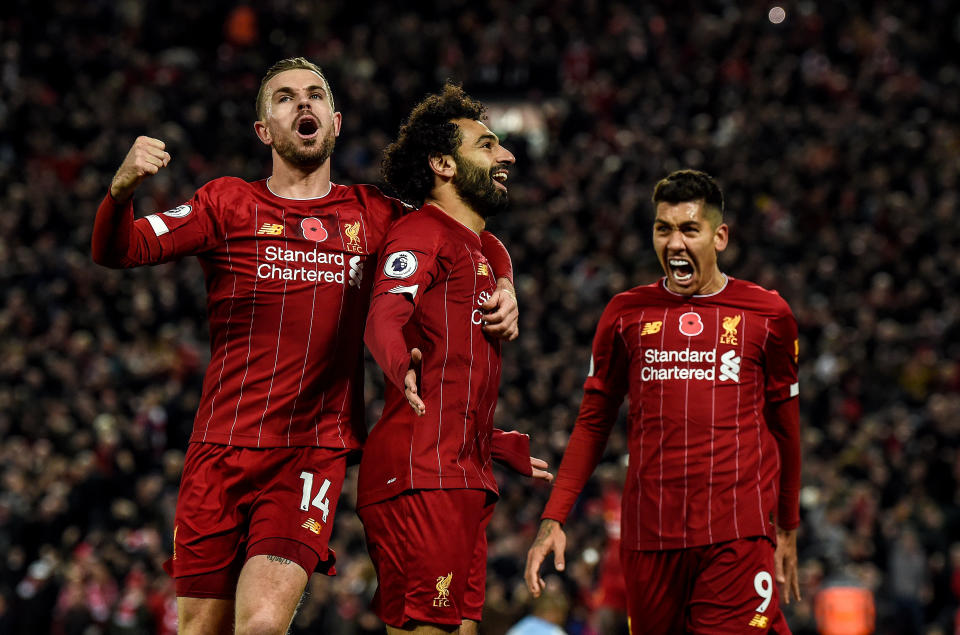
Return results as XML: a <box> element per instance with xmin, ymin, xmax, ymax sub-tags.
<box><xmin>381</xmin><ymin>82</ymin><xmax>486</xmax><ymax>207</ymax></box>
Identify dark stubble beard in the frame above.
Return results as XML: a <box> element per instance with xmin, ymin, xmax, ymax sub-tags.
<box><xmin>452</xmin><ymin>151</ymin><xmax>509</xmax><ymax>218</ymax></box>
<box><xmin>272</xmin><ymin>125</ymin><xmax>337</xmax><ymax>169</ymax></box>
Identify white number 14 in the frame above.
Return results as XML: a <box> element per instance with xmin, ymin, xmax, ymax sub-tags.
<box><xmin>299</xmin><ymin>472</ymin><xmax>331</xmax><ymax>522</ymax></box>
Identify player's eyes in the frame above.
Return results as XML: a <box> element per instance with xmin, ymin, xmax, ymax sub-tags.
<box><xmin>278</xmin><ymin>96</ymin><xmax>291</xmax><ymax>102</ymax></box>
<box><xmin>310</xmin><ymin>93</ymin><xmax>323</xmax><ymax>99</ymax></box>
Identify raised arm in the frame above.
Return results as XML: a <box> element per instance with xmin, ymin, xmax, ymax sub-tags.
<box><xmin>92</xmin><ymin>136</ymin><xmax>170</xmax><ymax>267</ymax></box>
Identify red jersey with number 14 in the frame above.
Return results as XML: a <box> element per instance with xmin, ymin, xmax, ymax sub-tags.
<box><xmin>544</xmin><ymin>277</ymin><xmax>799</xmax><ymax>550</ymax></box>
<box><xmin>96</xmin><ymin>177</ymin><xmax>404</xmax><ymax>449</ymax></box>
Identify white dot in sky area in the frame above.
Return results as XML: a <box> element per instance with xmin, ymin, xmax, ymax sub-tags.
<box><xmin>769</xmin><ymin>6</ymin><xmax>786</xmax><ymax>23</ymax></box>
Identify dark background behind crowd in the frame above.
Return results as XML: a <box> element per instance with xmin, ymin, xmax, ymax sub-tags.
<box><xmin>1</xmin><ymin>0</ymin><xmax>958</xmax><ymax>633</ymax></box>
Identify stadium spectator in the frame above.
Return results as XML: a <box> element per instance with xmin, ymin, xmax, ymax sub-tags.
<box><xmin>506</xmin><ymin>583</ymin><xmax>569</xmax><ymax>635</ymax></box>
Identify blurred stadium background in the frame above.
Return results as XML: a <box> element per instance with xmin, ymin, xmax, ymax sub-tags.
<box><xmin>1</xmin><ymin>1</ymin><xmax>958</xmax><ymax>633</ymax></box>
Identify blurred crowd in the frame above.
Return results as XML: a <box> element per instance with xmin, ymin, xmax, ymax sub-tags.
<box><xmin>1</xmin><ymin>0</ymin><xmax>958</xmax><ymax>633</ymax></box>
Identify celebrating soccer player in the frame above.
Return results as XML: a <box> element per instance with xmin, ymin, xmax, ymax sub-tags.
<box><xmin>91</xmin><ymin>58</ymin><xmax>518</xmax><ymax>634</ymax></box>
<box><xmin>358</xmin><ymin>83</ymin><xmax>552</xmax><ymax>634</ymax></box>
<box><xmin>524</xmin><ymin>170</ymin><xmax>802</xmax><ymax>634</ymax></box>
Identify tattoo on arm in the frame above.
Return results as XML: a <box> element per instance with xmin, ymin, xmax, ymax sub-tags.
<box><xmin>266</xmin><ymin>555</ymin><xmax>293</xmax><ymax>565</ymax></box>
<box><xmin>534</xmin><ymin>523</ymin><xmax>554</xmax><ymax>546</ymax></box>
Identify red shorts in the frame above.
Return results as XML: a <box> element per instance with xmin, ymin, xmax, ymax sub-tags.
<box><xmin>621</xmin><ymin>537</ymin><xmax>792</xmax><ymax>635</ymax></box>
<box><xmin>166</xmin><ymin>443</ymin><xmax>350</xmax><ymax>599</ymax></box>
<box><xmin>358</xmin><ymin>489</ymin><xmax>495</xmax><ymax>628</ymax></box>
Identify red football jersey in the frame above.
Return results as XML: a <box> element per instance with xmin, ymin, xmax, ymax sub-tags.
<box><xmin>99</xmin><ymin>177</ymin><xmax>403</xmax><ymax>448</ymax></box>
<box><xmin>357</xmin><ymin>204</ymin><xmax>502</xmax><ymax>508</ymax></box>
<box><xmin>544</xmin><ymin>277</ymin><xmax>799</xmax><ymax>550</ymax></box>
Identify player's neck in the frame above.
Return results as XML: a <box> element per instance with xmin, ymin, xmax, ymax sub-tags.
<box><xmin>267</xmin><ymin>160</ymin><xmax>333</xmax><ymax>199</ymax></box>
<box><xmin>424</xmin><ymin>192</ymin><xmax>485</xmax><ymax>235</ymax></box>
<box><xmin>692</xmin><ymin>270</ymin><xmax>727</xmax><ymax>296</ymax></box>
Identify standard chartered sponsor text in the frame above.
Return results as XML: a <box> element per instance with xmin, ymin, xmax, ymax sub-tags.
<box><xmin>642</xmin><ymin>347</ymin><xmax>718</xmax><ymax>382</ymax></box>
<box><xmin>259</xmin><ymin>245</ymin><xmax>347</xmax><ymax>283</ymax></box>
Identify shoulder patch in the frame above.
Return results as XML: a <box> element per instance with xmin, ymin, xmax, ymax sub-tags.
<box><xmin>163</xmin><ymin>204</ymin><xmax>192</xmax><ymax>218</ymax></box>
<box><xmin>383</xmin><ymin>251</ymin><xmax>418</xmax><ymax>279</ymax></box>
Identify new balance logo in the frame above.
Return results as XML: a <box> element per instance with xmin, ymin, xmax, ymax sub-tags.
<box><xmin>301</xmin><ymin>518</ymin><xmax>323</xmax><ymax>534</ymax></box>
<box><xmin>640</xmin><ymin>321</ymin><xmax>662</xmax><ymax>336</ymax></box>
<box><xmin>257</xmin><ymin>223</ymin><xmax>284</xmax><ymax>236</ymax></box>
<box><xmin>477</xmin><ymin>263</ymin><xmax>489</xmax><ymax>277</ymax></box>
<box><xmin>748</xmin><ymin>614</ymin><xmax>769</xmax><ymax>628</ymax></box>
<box><xmin>719</xmin><ymin>350</ymin><xmax>741</xmax><ymax>382</ymax></box>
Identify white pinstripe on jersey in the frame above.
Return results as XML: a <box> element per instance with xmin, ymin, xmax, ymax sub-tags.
<box><xmin>681</xmin><ymin>313</ymin><xmax>691</xmax><ymax>548</ymax></box>
<box><xmin>732</xmin><ymin>311</ymin><xmax>744</xmax><ymax>538</ymax></box>
<box><xmin>228</xmin><ymin>204</ymin><xmax>260</xmax><ymax>445</ymax></box>
<box><xmin>656</xmin><ymin>309</ymin><xmax>667</xmax><ymax>550</ymax></box>
<box><xmin>707</xmin><ymin>306</ymin><xmax>719</xmax><ymax>543</ymax></box>
<box><xmin>754</xmin><ymin>318</ymin><xmax>771</xmax><ymax>534</ymax></box>
<box><xmin>286</xmin><ymin>232</ymin><xmax>322</xmax><ymax>446</ymax></box>
<box><xmin>202</xmin><ymin>228</ymin><xmax>236</xmax><ymax>443</ymax></box>
<box><xmin>455</xmin><ymin>244</ymin><xmax>479</xmax><ymax>487</ymax></box>
<box><xmin>426</xmin><ymin>266</ymin><xmax>456</xmax><ymax>488</ymax></box>
<box><xmin>326</xmin><ymin>208</ymin><xmax>352</xmax><ymax>448</ymax></box>
<box><xmin>256</xmin><ymin>206</ymin><xmax>289</xmax><ymax>445</ymax></box>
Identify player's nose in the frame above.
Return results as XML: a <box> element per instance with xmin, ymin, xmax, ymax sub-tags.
<box><xmin>497</xmin><ymin>145</ymin><xmax>516</xmax><ymax>165</ymax></box>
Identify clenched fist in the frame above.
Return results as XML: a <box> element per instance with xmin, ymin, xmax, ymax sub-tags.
<box><xmin>110</xmin><ymin>136</ymin><xmax>171</xmax><ymax>203</ymax></box>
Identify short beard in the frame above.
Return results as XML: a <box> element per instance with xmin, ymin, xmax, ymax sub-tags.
<box><xmin>452</xmin><ymin>151</ymin><xmax>508</xmax><ymax>218</ymax></box>
<box><xmin>272</xmin><ymin>127</ymin><xmax>336</xmax><ymax>169</ymax></box>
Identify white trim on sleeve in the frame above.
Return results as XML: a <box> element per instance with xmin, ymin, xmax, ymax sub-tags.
<box><xmin>145</xmin><ymin>214</ymin><xmax>169</xmax><ymax>237</ymax></box>
<box><xmin>388</xmin><ymin>284</ymin><xmax>419</xmax><ymax>299</ymax></box>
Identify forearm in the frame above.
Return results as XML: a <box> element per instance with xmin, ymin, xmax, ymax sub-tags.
<box><xmin>91</xmin><ymin>192</ymin><xmax>136</xmax><ymax>267</ymax></box>
<box><xmin>365</xmin><ymin>292</ymin><xmax>416</xmax><ymax>390</ymax></box>
<box><xmin>766</xmin><ymin>397</ymin><xmax>801</xmax><ymax>529</ymax></box>
<box><xmin>542</xmin><ymin>389</ymin><xmax>619</xmax><ymax>523</ymax></box>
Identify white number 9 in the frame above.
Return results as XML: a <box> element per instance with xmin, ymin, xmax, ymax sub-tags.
<box><xmin>754</xmin><ymin>571</ymin><xmax>773</xmax><ymax>612</ymax></box>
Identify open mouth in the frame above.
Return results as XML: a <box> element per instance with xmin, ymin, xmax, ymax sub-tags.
<box><xmin>668</xmin><ymin>257</ymin><xmax>694</xmax><ymax>282</ymax></box>
<box><xmin>296</xmin><ymin>116</ymin><xmax>319</xmax><ymax>139</ymax></box>
<box><xmin>491</xmin><ymin>167</ymin><xmax>509</xmax><ymax>190</ymax></box>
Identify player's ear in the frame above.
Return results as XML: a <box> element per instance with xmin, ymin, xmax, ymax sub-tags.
<box><xmin>714</xmin><ymin>223</ymin><xmax>729</xmax><ymax>252</ymax></box>
<box><xmin>254</xmin><ymin>120</ymin><xmax>272</xmax><ymax>146</ymax></box>
<box><xmin>428</xmin><ymin>154</ymin><xmax>456</xmax><ymax>179</ymax></box>
<box><xmin>332</xmin><ymin>111</ymin><xmax>342</xmax><ymax>137</ymax></box>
